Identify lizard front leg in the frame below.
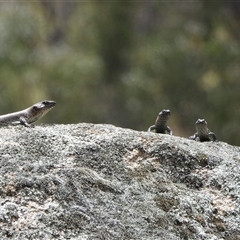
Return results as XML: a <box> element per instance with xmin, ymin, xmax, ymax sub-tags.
<box><xmin>165</xmin><ymin>126</ymin><xmax>173</xmax><ymax>135</ymax></box>
<box><xmin>148</xmin><ymin>125</ymin><xmax>156</xmax><ymax>132</ymax></box>
<box><xmin>189</xmin><ymin>133</ymin><xmax>198</xmax><ymax>141</ymax></box>
<box><xmin>19</xmin><ymin>116</ymin><xmax>34</xmax><ymax>128</ymax></box>
<box><xmin>208</xmin><ymin>132</ymin><xmax>217</xmax><ymax>142</ymax></box>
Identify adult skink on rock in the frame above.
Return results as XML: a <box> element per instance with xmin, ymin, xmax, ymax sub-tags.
<box><xmin>189</xmin><ymin>119</ymin><xmax>217</xmax><ymax>142</ymax></box>
<box><xmin>148</xmin><ymin>109</ymin><xmax>173</xmax><ymax>135</ymax></box>
<box><xmin>0</xmin><ymin>100</ymin><xmax>56</xmax><ymax>127</ymax></box>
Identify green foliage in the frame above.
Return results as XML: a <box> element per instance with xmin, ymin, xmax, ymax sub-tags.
<box><xmin>0</xmin><ymin>2</ymin><xmax>240</xmax><ymax>145</ymax></box>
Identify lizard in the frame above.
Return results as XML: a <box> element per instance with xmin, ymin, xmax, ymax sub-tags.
<box><xmin>189</xmin><ymin>119</ymin><xmax>217</xmax><ymax>142</ymax></box>
<box><xmin>0</xmin><ymin>100</ymin><xmax>56</xmax><ymax>128</ymax></box>
<box><xmin>147</xmin><ymin>109</ymin><xmax>173</xmax><ymax>135</ymax></box>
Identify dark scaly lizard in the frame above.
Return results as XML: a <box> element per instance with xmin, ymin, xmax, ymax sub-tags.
<box><xmin>189</xmin><ymin>119</ymin><xmax>217</xmax><ymax>142</ymax></box>
<box><xmin>148</xmin><ymin>109</ymin><xmax>173</xmax><ymax>135</ymax></box>
<box><xmin>0</xmin><ymin>100</ymin><xmax>56</xmax><ymax>128</ymax></box>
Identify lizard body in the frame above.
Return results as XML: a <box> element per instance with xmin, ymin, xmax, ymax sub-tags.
<box><xmin>0</xmin><ymin>100</ymin><xmax>56</xmax><ymax>127</ymax></box>
<box><xmin>189</xmin><ymin>119</ymin><xmax>217</xmax><ymax>142</ymax></box>
<box><xmin>148</xmin><ymin>109</ymin><xmax>172</xmax><ymax>135</ymax></box>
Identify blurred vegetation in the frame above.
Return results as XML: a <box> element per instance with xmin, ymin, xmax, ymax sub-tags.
<box><xmin>1</xmin><ymin>2</ymin><xmax>240</xmax><ymax>145</ymax></box>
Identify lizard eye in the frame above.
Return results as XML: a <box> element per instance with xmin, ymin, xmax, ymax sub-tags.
<box><xmin>33</xmin><ymin>106</ymin><xmax>39</xmax><ymax>111</ymax></box>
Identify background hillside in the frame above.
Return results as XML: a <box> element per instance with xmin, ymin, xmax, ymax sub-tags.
<box><xmin>1</xmin><ymin>2</ymin><xmax>240</xmax><ymax>145</ymax></box>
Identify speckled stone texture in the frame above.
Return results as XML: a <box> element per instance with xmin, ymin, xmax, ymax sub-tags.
<box><xmin>0</xmin><ymin>123</ymin><xmax>239</xmax><ymax>239</ymax></box>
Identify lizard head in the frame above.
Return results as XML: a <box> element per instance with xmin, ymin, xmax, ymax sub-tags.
<box><xmin>196</xmin><ymin>119</ymin><xmax>207</xmax><ymax>125</ymax></box>
<box><xmin>158</xmin><ymin>109</ymin><xmax>171</xmax><ymax>120</ymax></box>
<box><xmin>29</xmin><ymin>100</ymin><xmax>56</xmax><ymax>123</ymax></box>
<box><xmin>195</xmin><ymin>119</ymin><xmax>208</xmax><ymax>130</ymax></box>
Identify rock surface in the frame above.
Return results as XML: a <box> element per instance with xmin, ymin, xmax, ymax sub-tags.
<box><xmin>0</xmin><ymin>123</ymin><xmax>240</xmax><ymax>240</ymax></box>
